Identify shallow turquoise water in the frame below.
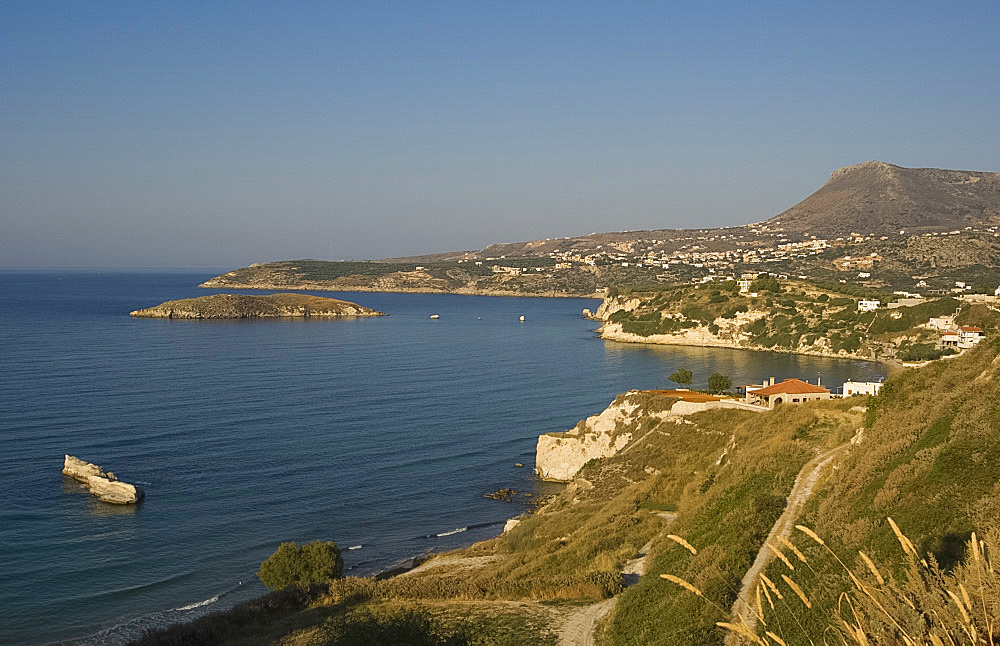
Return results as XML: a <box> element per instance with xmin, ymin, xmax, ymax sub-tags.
<box><xmin>0</xmin><ymin>271</ymin><xmax>886</xmax><ymax>645</ymax></box>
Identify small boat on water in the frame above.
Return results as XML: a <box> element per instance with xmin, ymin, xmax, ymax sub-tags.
<box><xmin>429</xmin><ymin>314</ymin><xmax>440</xmax><ymax>319</ymax></box>
<box><xmin>519</xmin><ymin>315</ymin><xmax>525</xmax><ymax>322</ymax></box>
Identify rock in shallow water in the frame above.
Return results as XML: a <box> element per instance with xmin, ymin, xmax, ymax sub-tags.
<box><xmin>63</xmin><ymin>455</ymin><xmax>144</xmax><ymax>504</ymax></box>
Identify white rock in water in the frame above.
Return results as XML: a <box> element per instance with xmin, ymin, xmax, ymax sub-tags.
<box><xmin>86</xmin><ymin>475</ymin><xmax>143</xmax><ymax>504</ymax></box>
<box><xmin>63</xmin><ymin>455</ymin><xmax>144</xmax><ymax>504</ymax></box>
<box><xmin>62</xmin><ymin>455</ymin><xmax>106</xmax><ymax>480</ymax></box>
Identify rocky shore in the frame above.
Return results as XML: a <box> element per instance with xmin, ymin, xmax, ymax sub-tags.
<box><xmin>130</xmin><ymin>293</ymin><xmax>386</xmax><ymax>319</ymax></box>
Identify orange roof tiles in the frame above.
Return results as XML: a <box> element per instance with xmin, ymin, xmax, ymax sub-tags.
<box><xmin>751</xmin><ymin>378</ymin><xmax>829</xmax><ymax>396</ymax></box>
<box><xmin>644</xmin><ymin>389</ymin><xmax>724</xmax><ymax>402</ymax></box>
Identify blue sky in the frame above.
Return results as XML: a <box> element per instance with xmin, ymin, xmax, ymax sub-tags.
<box><xmin>2</xmin><ymin>1</ymin><xmax>998</xmax><ymax>268</ymax></box>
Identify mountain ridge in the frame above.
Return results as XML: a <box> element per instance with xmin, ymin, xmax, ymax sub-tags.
<box><xmin>381</xmin><ymin>161</ymin><xmax>1000</xmax><ymax>263</ymax></box>
<box><xmin>764</xmin><ymin>160</ymin><xmax>1000</xmax><ymax>236</ymax></box>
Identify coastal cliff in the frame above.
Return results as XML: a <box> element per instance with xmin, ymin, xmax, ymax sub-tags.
<box><xmin>534</xmin><ymin>390</ymin><xmax>765</xmax><ymax>482</ymax></box>
<box><xmin>130</xmin><ymin>293</ymin><xmax>386</xmax><ymax>319</ymax></box>
<box><xmin>536</xmin><ymin>391</ymin><xmax>681</xmax><ymax>481</ymax></box>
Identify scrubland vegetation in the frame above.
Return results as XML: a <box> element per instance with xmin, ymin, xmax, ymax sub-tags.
<box><xmin>605</xmin><ymin>277</ymin><xmax>985</xmax><ymax>361</ymax></box>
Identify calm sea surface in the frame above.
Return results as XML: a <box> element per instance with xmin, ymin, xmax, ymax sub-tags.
<box><xmin>0</xmin><ymin>271</ymin><xmax>887</xmax><ymax>645</ymax></box>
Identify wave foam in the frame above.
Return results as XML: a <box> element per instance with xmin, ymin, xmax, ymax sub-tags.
<box><xmin>173</xmin><ymin>595</ymin><xmax>219</xmax><ymax>612</ymax></box>
<box><xmin>436</xmin><ymin>527</ymin><xmax>467</xmax><ymax>537</ymax></box>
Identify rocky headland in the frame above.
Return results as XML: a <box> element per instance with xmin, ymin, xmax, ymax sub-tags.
<box><xmin>588</xmin><ymin>283</ymin><xmax>982</xmax><ymax>366</ymax></box>
<box><xmin>535</xmin><ymin>390</ymin><xmax>764</xmax><ymax>482</ymax></box>
<box><xmin>199</xmin><ymin>261</ymin><xmax>603</xmax><ymax>298</ymax></box>
<box><xmin>129</xmin><ymin>293</ymin><xmax>386</xmax><ymax>319</ymax></box>
<box><xmin>62</xmin><ymin>455</ymin><xmax>144</xmax><ymax>504</ymax></box>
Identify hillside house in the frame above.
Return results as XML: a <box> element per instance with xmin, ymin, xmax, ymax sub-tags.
<box><xmin>833</xmin><ymin>254</ymin><xmax>880</xmax><ymax>271</ymax></box>
<box><xmin>927</xmin><ymin>315</ymin><xmax>956</xmax><ymax>330</ymax></box>
<box><xmin>939</xmin><ymin>331</ymin><xmax>960</xmax><ymax>348</ymax></box>
<box><xmin>858</xmin><ymin>300</ymin><xmax>881</xmax><ymax>312</ymax></box>
<box><xmin>737</xmin><ymin>272</ymin><xmax>758</xmax><ymax>293</ymax></box>
<box><xmin>842</xmin><ymin>381</ymin><xmax>883</xmax><ymax>397</ymax></box>
<box><xmin>745</xmin><ymin>378</ymin><xmax>831</xmax><ymax>409</ymax></box>
<box><xmin>958</xmin><ymin>326</ymin><xmax>984</xmax><ymax>349</ymax></box>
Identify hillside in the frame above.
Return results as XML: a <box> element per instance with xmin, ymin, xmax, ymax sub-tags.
<box><xmin>200</xmin><ymin>259</ymin><xmax>616</xmax><ymax>298</ymax></box>
<box><xmin>129</xmin><ymin>293</ymin><xmax>386</xmax><ymax>319</ymax></box>
<box><xmin>766</xmin><ymin>161</ymin><xmax>1000</xmax><ymax>236</ymax></box>
<box><xmin>594</xmin><ymin>279</ymin><xmax>981</xmax><ymax>362</ymax></box>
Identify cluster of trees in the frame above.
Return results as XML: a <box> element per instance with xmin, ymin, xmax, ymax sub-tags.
<box><xmin>668</xmin><ymin>367</ymin><xmax>732</xmax><ymax>394</ymax></box>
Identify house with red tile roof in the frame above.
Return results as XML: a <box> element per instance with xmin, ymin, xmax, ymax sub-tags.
<box><xmin>958</xmin><ymin>326</ymin><xmax>984</xmax><ymax>349</ymax></box>
<box><xmin>745</xmin><ymin>377</ymin><xmax>831</xmax><ymax>409</ymax></box>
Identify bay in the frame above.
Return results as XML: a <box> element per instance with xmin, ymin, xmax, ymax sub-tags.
<box><xmin>0</xmin><ymin>271</ymin><xmax>886</xmax><ymax>645</ymax></box>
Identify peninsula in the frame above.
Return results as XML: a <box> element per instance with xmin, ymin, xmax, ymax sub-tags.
<box><xmin>591</xmin><ymin>277</ymin><xmax>992</xmax><ymax>363</ymax></box>
<box><xmin>129</xmin><ymin>293</ymin><xmax>386</xmax><ymax>319</ymax></box>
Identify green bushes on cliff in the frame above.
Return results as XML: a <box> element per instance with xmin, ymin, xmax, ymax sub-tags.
<box><xmin>258</xmin><ymin>540</ymin><xmax>344</xmax><ymax>590</ymax></box>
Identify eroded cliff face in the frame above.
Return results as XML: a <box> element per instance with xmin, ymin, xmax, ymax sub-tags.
<box><xmin>599</xmin><ymin>311</ymin><xmax>766</xmax><ymax>348</ymax></box>
<box><xmin>593</xmin><ymin>296</ymin><xmax>642</xmax><ymax>320</ymax></box>
<box><xmin>535</xmin><ymin>392</ymin><xmax>679</xmax><ymax>481</ymax></box>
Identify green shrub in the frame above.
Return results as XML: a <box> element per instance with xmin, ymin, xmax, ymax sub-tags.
<box><xmin>750</xmin><ymin>274</ymin><xmax>781</xmax><ymax>293</ymax></box>
<box><xmin>707</xmin><ymin>373</ymin><xmax>732</xmax><ymax>394</ymax></box>
<box><xmin>669</xmin><ymin>368</ymin><xmax>693</xmax><ymax>386</ymax></box>
<box><xmin>258</xmin><ymin>540</ymin><xmax>344</xmax><ymax>590</ymax></box>
<box><xmin>899</xmin><ymin>343</ymin><xmax>950</xmax><ymax>362</ymax></box>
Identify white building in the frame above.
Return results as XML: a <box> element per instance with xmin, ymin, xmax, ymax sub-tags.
<box><xmin>940</xmin><ymin>331</ymin><xmax>960</xmax><ymax>348</ymax></box>
<box><xmin>842</xmin><ymin>381</ymin><xmax>883</xmax><ymax>397</ymax></box>
<box><xmin>958</xmin><ymin>326</ymin><xmax>985</xmax><ymax>349</ymax></box>
<box><xmin>857</xmin><ymin>300</ymin><xmax>881</xmax><ymax>312</ymax></box>
<box><xmin>927</xmin><ymin>315</ymin><xmax>956</xmax><ymax>330</ymax></box>
<box><xmin>737</xmin><ymin>272</ymin><xmax>758</xmax><ymax>293</ymax></box>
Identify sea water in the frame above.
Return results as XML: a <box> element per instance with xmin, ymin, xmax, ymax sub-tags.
<box><xmin>0</xmin><ymin>271</ymin><xmax>887</xmax><ymax>645</ymax></box>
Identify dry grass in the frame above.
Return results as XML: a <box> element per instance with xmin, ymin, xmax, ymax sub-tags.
<box><xmin>663</xmin><ymin>520</ymin><xmax>1000</xmax><ymax>645</ymax></box>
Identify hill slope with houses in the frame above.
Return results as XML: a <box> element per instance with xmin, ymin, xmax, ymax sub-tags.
<box><xmin>592</xmin><ymin>277</ymin><xmax>991</xmax><ymax>363</ymax></box>
<box><xmin>202</xmin><ymin>161</ymin><xmax>1000</xmax><ymax>298</ymax></box>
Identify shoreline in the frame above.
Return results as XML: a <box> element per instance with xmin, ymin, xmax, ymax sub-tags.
<box><xmin>597</xmin><ymin>324</ymin><xmax>899</xmax><ymax>373</ymax></box>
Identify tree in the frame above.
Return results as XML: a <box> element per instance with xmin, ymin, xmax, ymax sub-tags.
<box><xmin>750</xmin><ymin>274</ymin><xmax>781</xmax><ymax>293</ymax></box>
<box><xmin>707</xmin><ymin>372</ymin><xmax>732</xmax><ymax>394</ymax></box>
<box><xmin>257</xmin><ymin>540</ymin><xmax>344</xmax><ymax>590</ymax></box>
<box><xmin>669</xmin><ymin>367</ymin><xmax>693</xmax><ymax>386</ymax></box>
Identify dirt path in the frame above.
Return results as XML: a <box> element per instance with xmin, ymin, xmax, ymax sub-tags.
<box><xmin>557</xmin><ymin>599</ymin><xmax>616</xmax><ymax>646</ymax></box>
<box><xmin>558</xmin><ymin>512</ymin><xmax>678</xmax><ymax>646</ymax></box>
<box><xmin>729</xmin><ymin>443</ymin><xmax>849</xmax><ymax>632</ymax></box>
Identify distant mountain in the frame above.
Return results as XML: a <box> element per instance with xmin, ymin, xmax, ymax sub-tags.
<box><xmin>764</xmin><ymin>161</ymin><xmax>1000</xmax><ymax>236</ymax></box>
<box><xmin>384</xmin><ymin>161</ymin><xmax>1000</xmax><ymax>263</ymax></box>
